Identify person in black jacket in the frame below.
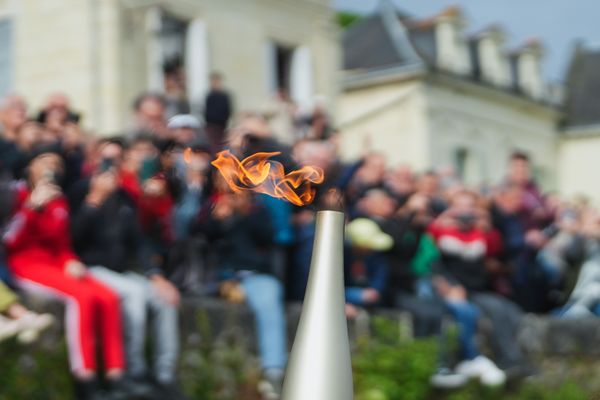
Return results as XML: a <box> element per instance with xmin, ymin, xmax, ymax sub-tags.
<box><xmin>69</xmin><ymin>139</ymin><xmax>188</xmax><ymax>400</ymax></box>
<box><xmin>203</xmin><ymin>72</ymin><xmax>232</xmax><ymax>153</ymax></box>
<box><xmin>354</xmin><ymin>189</ymin><xmax>447</xmax><ymax>337</ymax></box>
<box><xmin>195</xmin><ymin>188</ymin><xmax>286</xmax><ymax>399</ymax></box>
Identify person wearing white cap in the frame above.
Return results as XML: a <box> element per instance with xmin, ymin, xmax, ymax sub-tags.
<box><xmin>167</xmin><ymin>114</ymin><xmax>203</xmax><ymax>147</ymax></box>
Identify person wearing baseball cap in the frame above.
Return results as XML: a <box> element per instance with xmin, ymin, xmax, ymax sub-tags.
<box><xmin>344</xmin><ymin>218</ymin><xmax>393</xmax><ymax>310</ymax></box>
<box><xmin>167</xmin><ymin>114</ymin><xmax>204</xmax><ymax>148</ymax></box>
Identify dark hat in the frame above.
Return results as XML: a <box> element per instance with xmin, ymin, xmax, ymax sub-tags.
<box><xmin>27</xmin><ymin>142</ymin><xmax>64</xmax><ymax>165</ymax></box>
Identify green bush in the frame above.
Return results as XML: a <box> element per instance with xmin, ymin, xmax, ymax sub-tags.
<box><xmin>179</xmin><ymin>310</ymin><xmax>260</xmax><ymax>400</ymax></box>
<box><xmin>353</xmin><ymin>316</ymin><xmax>439</xmax><ymax>400</ymax></box>
<box><xmin>352</xmin><ymin>316</ymin><xmax>591</xmax><ymax>400</ymax></box>
<box><xmin>439</xmin><ymin>380</ymin><xmax>588</xmax><ymax>400</ymax></box>
<box><xmin>0</xmin><ymin>312</ymin><xmax>593</xmax><ymax>400</ymax></box>
<box><xmin>0</xmin><ymin>309</ymin><xmax>258</xmax><ymax>400</ymax></box>
<box><xmin>0</xmin><ymin>338</ymin><xmax>72</xmax><ymax>400</ymax></box>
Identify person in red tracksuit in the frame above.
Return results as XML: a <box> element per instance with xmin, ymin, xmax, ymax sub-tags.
<box><xmin>3</xmin><ymin>149</ymin><xmax>127</xmax><ymax>400</ymax></box>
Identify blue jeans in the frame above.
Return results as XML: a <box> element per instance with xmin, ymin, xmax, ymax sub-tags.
<box><xmin>536</xmin><ymin>250</ymin><xmax>562</xmax><ymax>287</ymax></box>
<box><xmin>445</xmin><ymin>300</ymin><xmax>480</xmax><ymax>361</ymax></box>
<box><xmin>345</xmin><ymin>287</ymin><xmax>382</xmax><ymax>306</ymax></box>
<box><xmin>241</xmin><ymin>274</ymin><xmax>287</xmax><ymax>371</ymax></box>
<box><xmin>0</xmin><ymin>260</ymin><xmax>14</xmax><ymax>287</ymax></box>
<box><xmin>415</xmin><ymin>278</ymin><xmax>435</xmax><ymax>299</ymax></box>
<box><xmin>345</xmin><ymin>287</ymin><xmax>366</xmax><ymax>305</ymax></box>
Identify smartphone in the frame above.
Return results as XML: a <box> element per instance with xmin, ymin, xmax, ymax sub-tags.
<box><xmin>99</xmin><ymin>158</ymin><xmax>114</xmax><ymax>173</ymax></box>
<box><xmin>138</xmin><ymin>157</ymin><xmax>160</xmax><ymax>182</ymax></box>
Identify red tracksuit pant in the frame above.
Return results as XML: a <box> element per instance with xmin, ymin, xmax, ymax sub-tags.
<box><xmin>11</xmin><ymin>262</ymin><xmax>125</xmax><ymax>374</ymax></box>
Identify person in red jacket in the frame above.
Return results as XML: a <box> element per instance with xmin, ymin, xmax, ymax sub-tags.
<box><xmin>2</xmin><ymin>149</ymin><xmax>128</xmax><ymax>400</ymax></box>
<box><xmin>119</xmin><ymin>135</ymin><xmax>175</xmax><ymax>249</ymax></box>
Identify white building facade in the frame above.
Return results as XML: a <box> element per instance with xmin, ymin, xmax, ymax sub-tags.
<box><xmin>338</xmin><ymin>3</ymin><xmax>561</xmax><ymax>190</ymax></box>
<box><xmin>558</xmin><ymin>43</ymin><xmax>600</xmax><ymax>203</ymax></box>
<box><xmin>0</xmin><ymin>0</ymin><xmax>340</xmax><ymax>134</ymax></box>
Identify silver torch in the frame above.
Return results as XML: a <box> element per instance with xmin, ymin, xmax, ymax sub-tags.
<box><xmin>281</xmin><ymin>210</ymin><xmax>353</xmax><ymax>399</ymax></box>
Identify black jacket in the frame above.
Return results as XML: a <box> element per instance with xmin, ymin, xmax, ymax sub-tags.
<box><xmin>204</xmin><ymin>90</ymin><xmax>232</xmax><ymax>127</ymax></box>
<box><xmin>70</xmin><ymin>180</ymin><xmax>161</xmax><ymax>276</ymax></box>
<box><xmin>196</xmin><ymin>202</ymin><xmax>274</xmax><ymax>275</ymax></box>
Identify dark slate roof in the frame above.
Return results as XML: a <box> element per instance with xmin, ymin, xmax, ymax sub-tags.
<box><xmin>564</xmin><ymin>47</ymin><xmax>600</xmax><ymax>126</ymax></box>
<box><xmin>342</xmin><ymin>2</ymin><xmax>424</xmax><ymax>72</ymax></box>
<box><xmin>341</xmin><ymin>2</ymin><xmax>556</xmax><ymax>108</ymax></box>
<box><xmin>407</xmin><ymin>25</ymin><xmax>436</xmax><ymax>64</ymax></box>
<box><xmin>343</xmin><ymin>14</ymin><xmax>407</xmax><ymax>71</ymax></box>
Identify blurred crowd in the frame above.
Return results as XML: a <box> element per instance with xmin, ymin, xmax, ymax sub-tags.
<box><xmin>1</xmin><ymin>72</ymin><xmax>600</xmax><ymax>400</ymax></box>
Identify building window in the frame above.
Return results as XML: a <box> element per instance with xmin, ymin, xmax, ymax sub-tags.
<box><xmin>274</xmin><ymin>44</ymin><xmax>294</xmax><ymax>93</ymax></box>
<box><xmin>160</xmin><ymin>12</ymin><xmax>187</xmax><ymax>70</ymax></box>
<box><xmin>454</xmin><ymin>147</ymin><xmax>483</xmax><ymax>184</ymax></box>
<box><xmin>146</xmin><ymin>9</ymin><xmax>191</xmax><ymax>116</ymax></box>
<box><xmin>0</xmin><ymin>18</ymin><xmax>13</xmax><ymax>97</ymax></box>
<box><xmin>265</xmin><ymin>41</ymin><xmax>314</xmax><ymax>109</ymax></box>
<box><xmin>455</xmin><ymin>147</ymin><xmax>469</xmax><ymax>180</ymax></box>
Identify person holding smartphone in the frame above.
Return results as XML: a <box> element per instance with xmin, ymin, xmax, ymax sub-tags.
<box><xmin>70</xmin><ymin>138</ymin><xmax>188</xmax><ymax>400</ymax></box>
<box><xmin>3</xmin><ymin>148</ymin><xmax>129</xmax><ymax>400</ymax></box>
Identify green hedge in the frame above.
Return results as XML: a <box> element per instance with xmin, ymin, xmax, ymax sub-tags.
<box><xmin>0</xmin><ymin>338</ymin><xmax>72</xmax><ymax>399</ymax></box>
<box><xmin>0</xmin><ymin>310</ymin><xmax>259</xmax><ymax>400</ymax></box>
<box><xmin>0</xmin><ymin>312</ymin><xmax>595</xmax><ymax>400</ymax></box>
<box><xmin>353</xmin><ymin>317</ymin><xmax>592</xmax><ymax>400</ymax></box>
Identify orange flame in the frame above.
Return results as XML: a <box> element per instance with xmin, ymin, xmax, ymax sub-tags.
<box><xmin>211</xmin><ymin>150</ymin><xmax>325</xmax><ymax>206</ymax></box>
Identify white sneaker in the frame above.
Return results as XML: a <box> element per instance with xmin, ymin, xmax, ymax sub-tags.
<box><xmin>257</xmin><ymin>369</ymin><xmax>283</xmax><ymax>400</ymax></box>
<box><xmin>0</xmin><ymin>315</ymin><xmax>20</xmax><ymax>342</ymax></box>
<box><xmin>14</xmin><ymin>312</ymin><xmax>54</xmax><ymax>344</ymax></box>
<box><xmin>478</xmin><ymin>357</ymin><xmax>506</xmax><ymax>387</ymax></box>
<box><xmin>456</xmin><ymin>355</ymin><xmax>506</xmax><ymax>386</ymax></box>
<box><xmin>430</xmin><ymin>367</ymin><xmax>469</xmax><ymax>389</ymax></box>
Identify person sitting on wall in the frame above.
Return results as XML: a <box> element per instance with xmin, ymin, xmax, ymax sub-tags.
<box><xmin>0</xmin><ymin>276</ymin><xmax>54</xmax><ymax>343</ymax></box>
<box><xmin>344</xmin><ymin>217</ymin><xmax>392</xmax><ymax>318</ymax></box>
<box><xmin>428</xmin><ymin>190</ymin><xmax>526</xmax><ymax>387</ymax></box>
<box><xmin>194</xmin><ymin>181</ymin><xmax>287</xmax><ymax>400</ymax></box>
<box><xmin>69</xmin><ymin>138</ymin><xmax>188</xmax><ymax>400</ymax></box>
<box><xmin>2</xmin><ymin>147</ymin><xmax>129</xmax><ymax>400</ymax></box>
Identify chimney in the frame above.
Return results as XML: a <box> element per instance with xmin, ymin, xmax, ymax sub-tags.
<box><xmin>514</xmin><ymin>39</ymin><xmax>545</xmax><ymax>99</ymax></box>
<box><xmin>476</xmin><ymin>25</ymin><xmax>510</xmax><ymax>87</ymax></box>
<box><xmin>434</xmin><ymin>6</ymin><xmax>470</xmax><ymax>75</ymax></box>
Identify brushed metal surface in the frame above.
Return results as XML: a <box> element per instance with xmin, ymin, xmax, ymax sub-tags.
<box><xmin>281</xmin><ymin>210</ymin><xmax>353</xmax><ymax>400</ymax></box>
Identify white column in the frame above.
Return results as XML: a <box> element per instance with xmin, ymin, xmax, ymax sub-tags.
<box><xmin>185</xmin><ymin>18</ymin><xmax>209</xmax><ymax>114</ymax></box>
<box><xmin>290</xmin><ymin>45</ymin><xmax>314</xmax><ymax>112</ymax></box>
<box><xmin>0</xmin><ymin>17</ymin><xmax>13</xmax><ymax>97</ymax></box>
<box><xmin>145</xmin><ymin>6</ymin><xmax>164</xmax><ymax>91</ymax></box>
<box><xmin>464</xmin><ymin>149</ymin><xmax>482</xmax><ymax>185</ymax></box>
<box><xmin>263</xmin><ymin>40</ymin><xmax>277</xmax><ymax>96</ymax></box>
<box><xmin>94</xmin><ymin>0</ymin><xmax>122</xmax><ymax>134</ymax></box>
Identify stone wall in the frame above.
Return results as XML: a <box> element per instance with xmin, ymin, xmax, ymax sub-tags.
<box><xmin>5</xmin><ymin>296</ymin><xmax>600</xmax><ymax>398</ymax></box>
